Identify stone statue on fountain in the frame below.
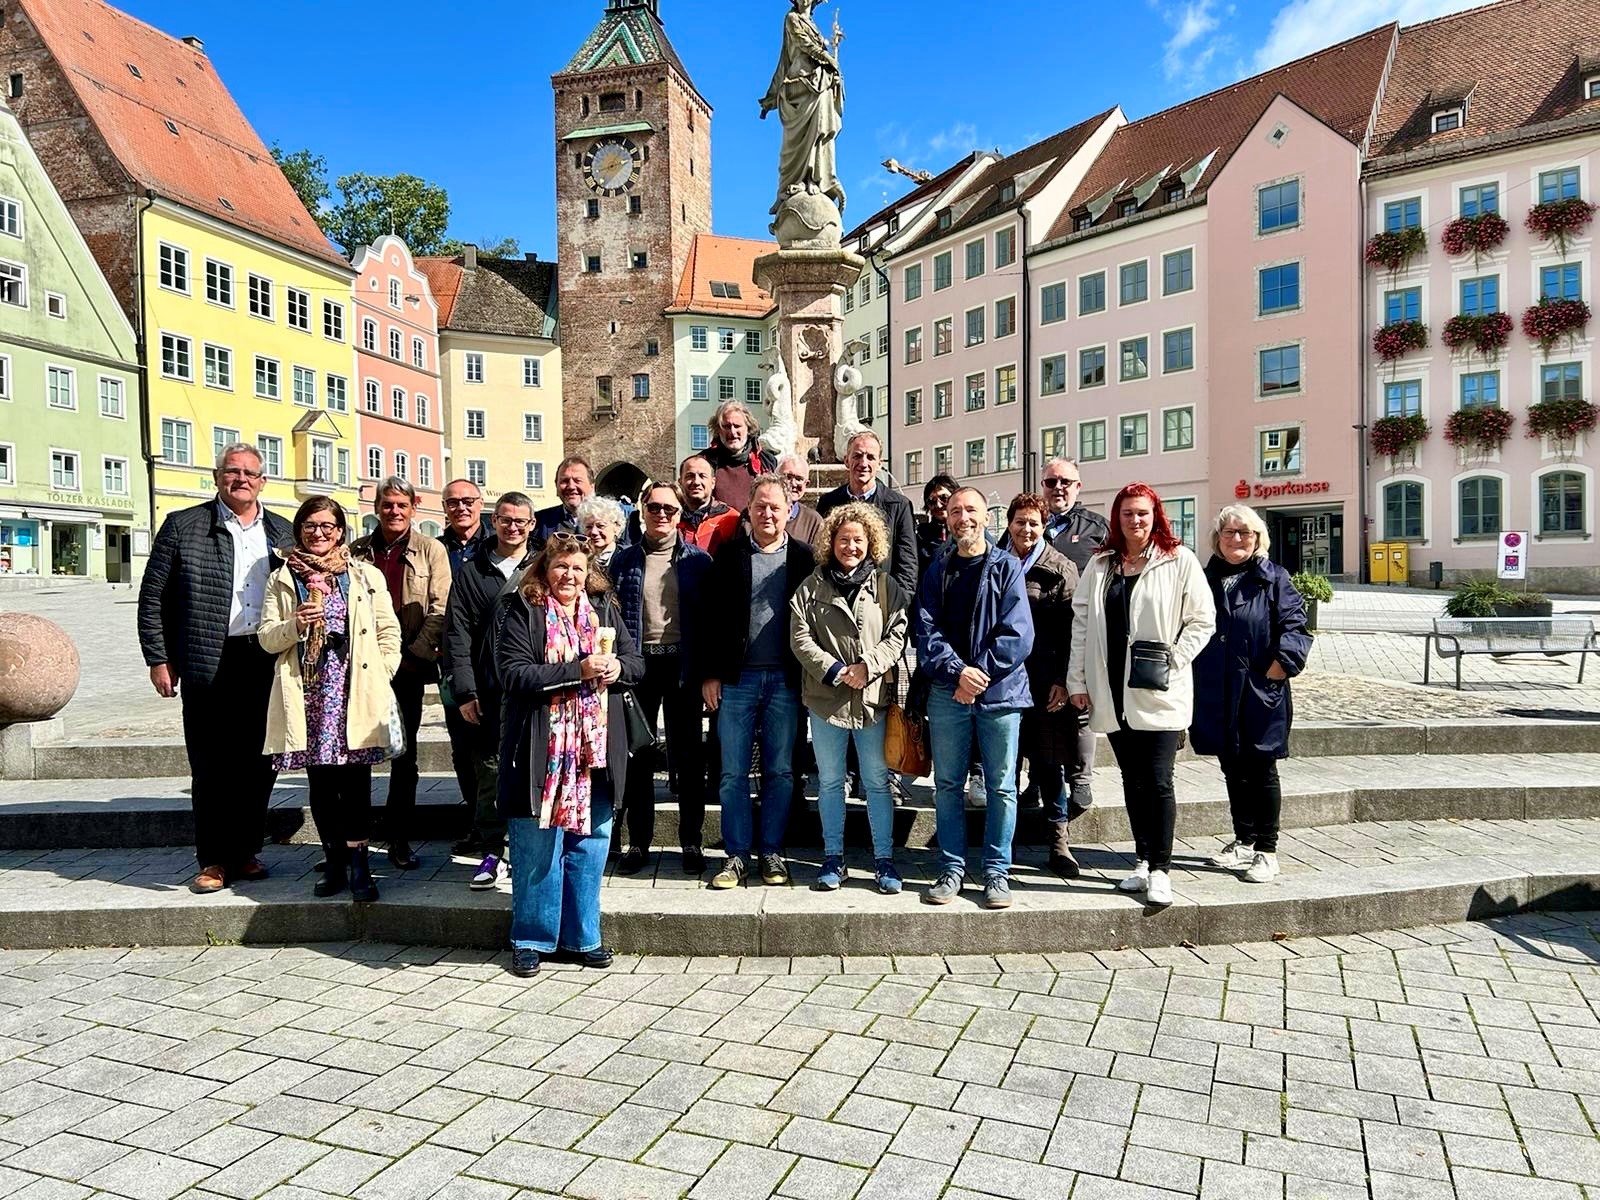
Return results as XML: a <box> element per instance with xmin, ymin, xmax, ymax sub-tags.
<box><xmin>760</xmin><ymin>0</ymin><xmax>846</xmax><ymax>250</ymax></box>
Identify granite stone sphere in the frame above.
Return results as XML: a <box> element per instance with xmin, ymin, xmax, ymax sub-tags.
<box><xmin>0</xmin><ymin>613</ymin><xmax>81</xmax><ymax>723</ymax></box>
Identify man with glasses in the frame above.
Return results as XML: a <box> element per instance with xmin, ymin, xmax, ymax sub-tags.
<box><xmin>438</xmin><ymin>479</ymin><xmax>492</xmax><ymax>573</ymax></box>
<box><xmin>610</xmin><ymin>481</ymin><xmax>713</xmax><ymax>876</ymax></box>
<box><xmin>1032</xmin><ymin>458</ymin><xmax>1106</xmax><ymax>822</ymax></box>
<box><xmin>817</xmin><ymin>431</ymin><xmax>918</xmax><ymax>598</ymax></box>
<box><xmin>442</xmin><ymin>492</ymin><xmax>537</xmax><ymax>888</ymax></box>
<box><xmin>351</xmin><ymin>476</ymin><xmax>451</xmax><ymax>870</ymax></box>
<box><xmin>918</xmin><ymin>473</ymin><xmax>960</xmax><ymax>584</ymax></box>
<box><xmin>138</xmin><ymin>444</ymin><xmax>293</xmax><ymax>893</ymax></box>
<box><xmin>777</xmin><ymin>454</ymin><xmax>823</xmax><ymax>548</ymax></box>
<box><xmin>677</xmin><ymin>454</ymin><xmax>739</xmax><ymax>555</ymax></box>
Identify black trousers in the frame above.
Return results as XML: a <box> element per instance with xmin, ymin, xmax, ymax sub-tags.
<box><xmin>386</xmin><ymin>669</ymin><xmax>426</xmax><ymax>846</ymax></box>
<box><xmin>625</xmin><ymin>652</ymin><xmax>706</xmax><ymax>850</ymax></box>
<box><xmin>308</xmin><ymin>764</ymin><xmax>374</xmax><ymax>855</ymax></box>
<box><xmin>181</xmin><ymin>635</ymin><xmax>276</xmax><ymax>869</ymax></box>
<box><xmin>1107</xmin><ymin>725</ymin><xmax>1182</xmax><ymax>871</ymax></box>
<box><xmin>442</xmin><ymin>702</ymin><xmax>479</xmax><ymax>810</ymax></box>
<box><xmin>1220</xmin><ymin>749</ymin><xmax>1283</xmax><ymax>853</ymax></box>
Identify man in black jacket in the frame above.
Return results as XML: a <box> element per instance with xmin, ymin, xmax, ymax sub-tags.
<box><xmin>442</xmin><ymin>492</ymin><xmax>536</xmax><ymax>890</ymax></box>
<box><xmin>532</xmin><ymin>456</ymin><xmax>594</xmax><ymax>544</ymax></box>
<box><xmin>699</xmin><ymin>475</ymin><xmax>814</xmax><ymax>890</ymax></box>
<box><xmin>1040</xmin><ymin>458</ymin><xmax>1109</xmax><ymax>573</ymax></box>
<box><xmin>137</xmin><ymin>444</ymin><xmax>292</xmax><ymax>893</ymax></box>
<box><xmin>817</xmin><ymin>430</ymin><xmax>917</xmax><ymax>599</ymax></box>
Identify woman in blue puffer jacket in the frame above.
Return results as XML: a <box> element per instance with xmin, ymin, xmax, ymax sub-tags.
<box><xmin>1191</xmin><ymin>504</ymin><xmax>1311</xmax><ymax>884</ymax></box>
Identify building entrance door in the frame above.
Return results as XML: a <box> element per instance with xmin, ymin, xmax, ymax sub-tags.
<box><xmin>1266</xmin><ymin>507</ymin><xmax>1344</xmax><ymax>576</ymax></box>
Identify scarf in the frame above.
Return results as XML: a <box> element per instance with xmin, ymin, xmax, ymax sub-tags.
<box><xmin>825</xmin><ymin>557</ymin><xmax>875</xmax><ymax>605</ymax></box>
<box><xmin>536</xmin><ymin>594</ymin><xmax>607</xmax><ymax>834</ymax></box>
<box><xmin>283</xmin><ymin>544</ymin><xmax>350</xmax><ymax>684</ymax></box>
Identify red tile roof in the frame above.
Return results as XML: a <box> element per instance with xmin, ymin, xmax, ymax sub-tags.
<box><xmin>1049</xmin><ymin>24</ymin><xmax>1396</xmax><ymax>241</ymax></box>
<box><xmin>904</xmin><ymin>109</ymin><xmax>1118</xmax><ymax>253</ymax></box>
<box><xmin>20</xmin><ymin>0</ymin><xmax>347</xmax><ymax>269</ymax></box>
<box><xmin>416</xmin><ymin>258</ymin><xmax>464</xmax><ymax>328</ymax></box>
<box><xmin>1372</xmin><ymin>0</ymin><xmax>1600</xmax><ymax>159</ymax></box>
<box><xmin>667</xmin><ymin>234</ymin><xmax>777</xmax><ymax>318</ymax></box>
<box><xmin>416</xmin><ymin>254</ymin><xmax>558</xmax><ymax>338</ymax></box>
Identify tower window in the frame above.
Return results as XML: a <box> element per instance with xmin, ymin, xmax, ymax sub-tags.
<box><xmin>587</xmin><ymin>199</ymin><xmax>600</xmax><ymax>219</ymax></box>
<box><xmin>586</xmin><ymin>254</ymin><xmax>601</xmax><ymax>273</ymax></box>
<box><xmin>631</xmin><ymin>250</ymin><xmax>648</xmax><ymax>270</ymax></box>
<box><xmin>600</xmin><ymin>92</ymin><xmax>626</xmax><ymax>113</ymax></box>
<box><xmin>629</xmin><ymin>195</ymin><xmax>642</xmax><ymax>215</ymax></box>
<box><xmin>635</xmin><ymin>89</ymin><xmax>643</xmax><ymax>109</ymax></box>
<box><xmin>9</xmin><ymin>74</ymin><xmax>23</xmax><ymax>99</ymax></box>
<box><xmin>581</xmin><ymin>96</ymin><xmax>590</xmax><ymax>116</ymax></box>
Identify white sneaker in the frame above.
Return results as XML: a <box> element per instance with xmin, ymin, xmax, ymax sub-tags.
<box><xmin>1117</xmin><ymin>860</ymin><xmax>1150</xmax><ymax>892</ymax></box>
<box><xmin>1146</xmin><ymin>869</ymin><xmax>1173</xmax><ymax>906</ymax></box>
<box><xmin>1210</xmin><ymin>840</ymin><xmax>1254</xmax><ymax>870</ymax></box>
<box><xmin>967</xmin><ymin>773</ymin><xmax>987</xmax><ymax>808</ymax></box>
<box><xmin>1243</xmin><ymin>852</ymin><xmax>1279</xmax><ymax>883</ymax></box>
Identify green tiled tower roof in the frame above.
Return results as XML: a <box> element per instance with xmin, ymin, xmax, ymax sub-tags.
<box><xmin>562</xmin><ymin>0</ymin><xmax>694</xmax><ymax>90</ymax></box>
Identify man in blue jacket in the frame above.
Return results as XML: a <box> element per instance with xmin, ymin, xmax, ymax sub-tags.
<box><xmin>915</xmin><ymin>487</ymin><xmax>1035</xmax><ymax>909</ymax></box>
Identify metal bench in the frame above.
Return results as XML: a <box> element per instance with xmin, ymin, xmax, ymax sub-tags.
<box><xmin>1424</xmin><ymin>615</ymin><xmax>1600</xmax><ymax>689</ymax></box>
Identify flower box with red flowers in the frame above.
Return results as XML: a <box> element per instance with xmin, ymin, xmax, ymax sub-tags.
<box><xmin>1443</xmin><ymin>406</ymin><xmax>1515</xmax><ymax>451</ymax></box>
<box><xmin>1525</xmin><ymin>397</ymin><xmax>1598</xmax><ymax>442</ymax></box>
<box><xmin>1525</xmin><ymin>198</ymin><xmax>1597</xmax><ymax>255</ymax></box>
<box><xmin>1369</xmin><ymin>413</ymin><xmax>1430</xmax><ymax>458</ymax></box>
<box><xmin>1520</xmin><ymin>297</ymin><xmax>1591</xmax><ymax>354</ymax></box>
<box><xmin>1372</xmin><ymin>319</ymin><xmax>1428</xmax><ymax>361</ymax></box>
<box><xmin>1440</xmin><ymin>212</ymin><xmax>1509</xmax><ymax>260</ymax></box>
<box><xmin>1364</xmin><ymin>227</ymin><xmax>1427</xmax><ymax>272</ymax></box>
<box><xmin>1442</xmin><ymin>312</ymin><xmax>1512</xmax><ymax>359</ymax></box>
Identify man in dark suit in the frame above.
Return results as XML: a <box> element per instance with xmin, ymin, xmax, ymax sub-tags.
<box><xmin>531</xmin><ymin>455</ymin><xmax>595</xmax><ymax>543</ymax></box>
<box><xmin>137</xmin><ymin>443</ymin><xmax>292</xmax><ymax>893</ymax></box>
<box><xmin>697</xmin><ymin>474</ymin><xmax>815</xmax><ymax>890</ymax></box>
<box><xmin>816</xmin><ymin>430</ymin><xmax>917</xmax><ymax>599</ymax></box>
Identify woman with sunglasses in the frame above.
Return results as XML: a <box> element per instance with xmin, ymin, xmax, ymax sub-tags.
<box><xmin>259</xmin><ymin>498</ymin><xmax>401</xmax><ymax>902</ymax></box>
<box><xmin>495</xmin><ymin>530</ymin><xmax>644</xmax><ymax>977</ymax></box>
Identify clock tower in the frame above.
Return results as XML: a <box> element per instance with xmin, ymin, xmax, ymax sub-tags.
<box><xmin>553</xmin><ymin>0</ymin><xmax>712</xmax><ymax>494</ymax></box>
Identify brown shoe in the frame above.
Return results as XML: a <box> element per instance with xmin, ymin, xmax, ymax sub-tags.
<box><xmin>192</xmin><ymin>865</ymin><xmax>227</xmax><ymax>893</ymax></box>
<box><xmin>1049</xmin><ymin>822</ymin><xmax>1080</xmax><ymax>878</ymax></box>
<box><xmin>233</xmin><ymin>858</ymin><xmax>270</xmax><ymax>882</ymax></box>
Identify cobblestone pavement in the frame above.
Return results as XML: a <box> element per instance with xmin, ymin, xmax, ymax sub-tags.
<box><xmin>2</xmin><ymin>912</ymin><xmax>1600</xmax><ymax>1200</ymax></box>
<box><xmin>6</xmin><ymin>583</ymin><xmax>1597</xmax><ymax>739</ymax></box>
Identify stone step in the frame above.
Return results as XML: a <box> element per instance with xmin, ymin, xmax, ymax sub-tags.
<box><xmin>2</xmin><ymin>818</ymin><xmax>1596</xmax><ymax>954</ymax></box>
<box><xmin>2</xmin><ymin>752</ymin><xmax>1597</xmax><ymax>853</ymax></box>
<box><xmin>13</xmin><ymin>718</ymin><xmax>1600</xmax><ymax>782</ymax></box>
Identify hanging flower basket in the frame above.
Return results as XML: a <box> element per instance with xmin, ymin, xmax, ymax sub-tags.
<box><xmin>1440</xmin><ymin>212</ymin><xmax>1509</xmax><ymax>263</ymax></box>
<box><xmin>1444</xmin><ymin>406</ymin><xmax>1515</xmax><ymax>451</ymax></box>
<box><xmin>1526</xmin><ymin>397</ymin><xmax>1598</xmax><ymax>442</ymax></box>
<box><xmin>1520</xmin><ymin>297</ymin><xmax>1591</xmax><ymax>356</ymax></box>
<box><xmin>1525</xmin><ymin>198</ymin><xmax>1597</xmax><ymax>257</ymax></box>
<box><xmin>1441</xmin><ymin>312</ymin><xmax>1513</xmax><ymax>360</ymax></box>
<box><xmin>1372</xmin><ymin>319</ymin><xmax>1428</xmax><ymax>361</ymax></box>
<box><xmin>1365</xmin><ymin>227</ymin><xmax>1427</xmax><ymax>273</ymax></box>
<box><xmin>1370</xmin><ymin>413</ymin><xmax>1430</xmax><ymax>458</ymax></box>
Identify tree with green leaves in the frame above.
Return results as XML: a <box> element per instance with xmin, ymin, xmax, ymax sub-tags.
<box><xmin>270</xmin><ymin>143</ymin><xmax>331</xmax><ymax>218</ymax></box>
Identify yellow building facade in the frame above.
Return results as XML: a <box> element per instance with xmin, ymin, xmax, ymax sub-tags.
<box><xmin>439</xmin><ymin>334</ymin><xmax>562</xmax><ymax>508</ymax></box>
<box><xmin>143</xmin><ymin>200</ymin><xmax>359</xmax><ymax>525</ymax></box>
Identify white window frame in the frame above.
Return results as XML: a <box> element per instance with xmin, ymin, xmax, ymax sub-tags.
<box><xmin>98</xmin><ymin>375</ymin><xmax>125</xmax><ymax>420</ymax></box>
<box><xmin>525</xmin><ymin>461</ymin><xmax>545</xmax><ymax>490</ymax></box>
<box><xmin>326</xmin><ymin>374</ymin><xmax>348</xmax><ymax>413</ymax></box>
<box><xmin>256</xmin><ymin>435</ymin><xmax>284</xmax><ymax>479</ymax></box>
<box><xmin>0</xmin><ymin>259</ymin><xmax>27</xmax><ymax>308</ymax></box>
<box><xmin>524</xmin><ymin>413</ymin><xmax>544</xmax><ymax>441</ymax></box>
<box><xmin>159</xmin><ymin>332</ymin><xmax>193</xmax><ymax>382</ymax></box>
<box><xmin>45</xmin><ymin>363</ymin><xmax>77</xmax><ymax>411</ymax></box>
<box><xmin>466</xmin><ymin>459</ymin><xmax>487</xmax><ymax>488</ymax></box>
<box><xmin>205</xmin><ymin>258</ymin><xmax>234</xmax><ymax>308</ymax></box>
<box><xmin>1431</xmin><ymin>107</ymin><xmax>1464</xmax><ymax>134</ymax></box>
<box><xmin>415</xmin><ymin>394</ymin><xmax>430</xmax><ymax>428</ymax></box>
<box><xmin>362</xmin><ymin>318</ymin><xmax>378</xmax><ymax>351</ymax></box>
<box><xmin>254</xmin><ymin>355</ymin><xmax>281</xmax><ymax>401</ymax></box>
<box><xmin>102</xmin><ymin>455</ymin><xmax>130</xmax><ymax>496</ymax></box>
<box><xmin>412</xmin><ymin>337</ymin><xmax>426</xmax><ymax>369</ymax></box>
<box><xmin>286</xmin><ymin>286</ymin><xmax>311</xmax><ymax>332</ymax></box>
<box><xmin>45</xmin><ymin>291</ymin><xmax>66</xmax><ymax>319</ymax></box>
<box><xmin>392</xmin><ymin>387</ymin><xmax>407</xmax><ymax>422</ymax></box>
<box><xmin>49</xmin><ymin>448</ymin><xmax>81</xmax><ymax>492</ymax></box>
<box><xmin>0</xmin><ymin>442</ymin><xmax>14</xmax><ymax>486</ymax></box>
<box><xmin>0</xmin><ymin>196</ymin><xmax>20</xmax><ymax>240</ymax></box>
<box><xmin>292</xmin><ymin>365</ymin><xmax>317</xmax><ymax>408</ymax></box>
<box><xmin>367</xmin><ymin>445</ymin><xmax>385</xmax><ymax>479</ymax></box>
<box><xmin>160</xmin><ymin>418</ymin><xmax>193</xmax><ymax>465</ymax></box>
<box><xmin>523</xmin><ymin>357</ymin><xmax>542</xmax><ymax>387</ymax></box>
<box><xmin>0</xmin><ymin>353</ymin><xmax>10</xmax><ymax>402</ymax></box>
<box><xmin>247</xmin><ymin>272</ymin><xmax>273</xmax><ymax>321</ymax></box>
<box><xmin>157</xmin><ymin>241</ymin><xmax>190</xmax><ymax>295</ymax></box>
<box><xmin>465</xmin><ymin>352</ymin><xmax>485</xmax><ymax>383</ymax></box>
<box><xmin>323</xmin><ymin>299</ymin><xmax>345</xmax><ymax>342</ymax></box>
<box><xmin>465</xmin><ymin>409</ymin><xmax>487</xmax><ymax>439</ymax></box>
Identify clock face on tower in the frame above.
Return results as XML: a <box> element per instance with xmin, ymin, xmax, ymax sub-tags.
<box><xmin>583</xmin><ymin>138</ymin><xmax>642</xmax><ymax>196</ymax></box>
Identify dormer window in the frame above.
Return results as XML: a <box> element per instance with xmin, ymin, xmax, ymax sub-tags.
<box><xmin>1432</xmin><ymin>107</ymin><xmax>1464</xmax><ymax>133</ymax></box>
<box><xmin>126</xmin><ymin>63</ymin><xmax>142</xmax><ymax>80</ymax></box>
<box><xmin>1118</xmin><ymin>199</ymin><xmax>1138</xmax><ymax>218</ymax></box>
<box><xmin>888</xmin><ymin>214</ymin><xmax>901</xmax><ymax>233</ymax></box>
<box><xmin>999</xmin><ymin>181</ymin><xmax>1017</xmax><ymax>204</ymax></box>
<box><xmin>1164</xmin><ymin>182</ymin><xmax>1186</xmax><ymax>203</ymax></box>
<box><xmin>1073</xmin><ymin>212</ymin><xmax>1092</xmax><ymax>232</ymax></box>
<box><xmin>1587</xmin><ymin>76</ymin><xmax>1600</xmax><ymax>101</ymax></box>
<box><xmin>937</xmin><ymin>209</ymin><xmax>952</xmax><ymax>231</ymax></box>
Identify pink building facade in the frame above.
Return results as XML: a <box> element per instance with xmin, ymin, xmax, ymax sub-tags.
<box><xmin>351</xmin><ymin>236</ymin><xmax>445</xmax><ymax>535</ymax></box>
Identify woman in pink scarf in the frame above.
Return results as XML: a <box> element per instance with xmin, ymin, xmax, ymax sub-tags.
<box><xmin>494</xmin><ymin>532</ymin><xmax>644</xmax><ymax>977</ymax></box>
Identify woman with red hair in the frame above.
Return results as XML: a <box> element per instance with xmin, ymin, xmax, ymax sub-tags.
<box><xmin>1066</xmin><ymin>483</ymin><xmax>1215</xmax><ymax>906</ymax></box>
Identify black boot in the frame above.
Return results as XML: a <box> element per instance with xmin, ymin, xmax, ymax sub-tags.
<box><xmin>348</xmin><ymin>844</ymin><xmax>380</xmax><ymax>903</ymax></box>
<box><xmin>314</xmin><ymin>844</ymin><xmax>347</xmax><ymax>897</ymax></box>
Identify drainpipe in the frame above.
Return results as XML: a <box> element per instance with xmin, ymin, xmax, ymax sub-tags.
<box><xmin>1019</xmin><ymin>203</ymin><xmax>1034</xmax><ymax>491</ymax></box>
<box><xmin>135</xmin><ymin>190</ymin><xmax>157</xmax><ymax>534</ymax></box>
<box><xmin>1355</xmin><ymin>177</ymin><xmax>1371</xmax><ymax>583</ymax></box>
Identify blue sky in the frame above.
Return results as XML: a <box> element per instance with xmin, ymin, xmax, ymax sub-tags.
<box><xmin>121</xmin><ymin>0</ymin><xmax>1485</xmax><ymax>253</ymax></box>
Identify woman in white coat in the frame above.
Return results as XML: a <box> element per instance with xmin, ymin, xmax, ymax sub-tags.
<box><xmin>260</xmin><ymin>498</ymin><xmax>401</xmax><ymax>902</ymax></box>
<box><xmin>1066</xmin><ymin>483</ymin><xmax>1215</xmax><ymax>906</ymax></box>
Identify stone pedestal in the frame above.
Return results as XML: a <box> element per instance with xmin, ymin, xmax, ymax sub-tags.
<box><xmin>754</xmin><ymin>247</ymin><xmax>865</xmax><ymax>466</ymax></box>
<box><xmin>0</xmin><ymin>716</ymin><xmax>62</xmax><ymax>780</ymax></box>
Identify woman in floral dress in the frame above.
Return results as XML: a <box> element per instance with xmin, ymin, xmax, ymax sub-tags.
<box><xmin>260</xmin><ymin>498</ymin><xmax>401</xmax><ymax>901</ymax></box>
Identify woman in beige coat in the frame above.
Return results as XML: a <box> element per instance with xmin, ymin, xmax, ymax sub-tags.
<box><xmin>789</xmin><ymin>503</ymin><xmax>910</xmax><ymax>895</ymax></box>
<box><xmin>260</xmin><ymin>498</ymin><xmax>401</xmax><ymax>902</ymax></box>
<box><xmin>1067</xmin><ymin>483</ymin><xmax>1215</xmax><ymax>908</ymax></box>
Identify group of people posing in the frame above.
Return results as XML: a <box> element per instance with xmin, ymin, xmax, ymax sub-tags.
<box><xmin>138</xmin><ymin>399</ymin><xmax>1310</xmax><ymax>978</ymax></box>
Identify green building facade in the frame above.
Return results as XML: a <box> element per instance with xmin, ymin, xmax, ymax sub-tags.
<box><xmin>0</xmin><ymin>97</ymin><xmax>146</xmax><ymax>583</ymax></box>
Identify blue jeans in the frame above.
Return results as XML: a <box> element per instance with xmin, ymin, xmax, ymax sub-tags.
<box><xmin>810</xmin><ymin>714</ymin><xmax>894</xmax><ymax>860</ymax></box>
<box><xmin>507</xmin><ymin>773</ymin><xmax>613</xmax><ymax>954</ymax></box>
<box><xmin>928</xmin><ymin>686</ymin><xmax>1021</xmax><ymax>878</ymax></box>
<box><xmin>718</xmin><ymin>669</ymin><xmax>799</xmax><ymax>859</ymax></box>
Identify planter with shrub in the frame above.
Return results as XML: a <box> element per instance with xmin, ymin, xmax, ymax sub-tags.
<box><xmin>1365</xmin><ymin>228</ymin><xmax>1426</xmax><ymax>273</ymax></box>
<box><xmin>1521</xmin><ymin>297</ymin><xmax>1591</xmax><ymax>356</ymax></box>
<box><xmin>1372</xmin><ymin>319</ymin><xmax>1429</xmax><ymax>362</ymax></box>
<box><xmin>1291</xmin><ymin>571</ymin><xmax>1333</xmax><ymax>632</ymax></box>
<box><xmin>1443</xmin><ymin>406</ymin><xmax>1515</xmax><ymax>454</ymax></box>
<box><xmin>1441</xmin><ymin>311</ymin><xmax>1512</xmax><ymax>360</ymax></box>
<box><xmin>1370</xmin><ymin>413</ymin><xmax>1430</xmax><ymax>460</ymax></box>
<box><xmin>1525</xmin><ymin>197</ymin><xmax>1597</xmax><ymax>257</ymax></box>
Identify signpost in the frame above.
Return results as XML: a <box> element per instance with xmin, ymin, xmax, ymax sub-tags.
<box><xmin>1497</xmin><ymin>531</ymin><xmax>1527</xmax><ymax>581</ymax></box>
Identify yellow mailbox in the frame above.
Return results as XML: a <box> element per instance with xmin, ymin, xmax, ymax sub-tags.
<box><xmin>1388</xmin><ymin>542</ymin><xmax>1409</xmax><ymax>585</ymax></box>
<box><xmin>1369</xmin><ymin>543</ymin><xmax>1392</xmax><ymax>584</ymax></box>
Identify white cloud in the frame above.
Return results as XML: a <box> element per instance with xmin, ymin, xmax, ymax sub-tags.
<box><xmin>926</xmin><ymin>122</ymin><xmax>979</xmax><ymax>156</ymax></box>
<box><xmin>1162</xmin><ymin>0</ymin><xmax>1223</xmax><ymax>81</ymax></box>
<box><xmin>1254</xmin><ymin>0</ymin><xmax>1490</xmax><ymax>70</ymax></box>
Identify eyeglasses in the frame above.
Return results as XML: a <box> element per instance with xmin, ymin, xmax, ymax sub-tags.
<box><xmin>301</xmin><ymin>522</ymin><xmax>340</xmax><ymax>535</ymax></box>
<box><xmin>1042</xmin><ymin>477</ymin><xmax>1080</xmax><ymax>488</ymax></box>
<box><xmin>782</xmin><ymin>475</ymin><xmax>808</xmax><ymax>486</ymax></box>
<box><xmin>1220</xmin><ymin>528</ymin><xmax>1257</xmax><ymax>540</ymax></box>
<box><xmin>443</xmin><ymin>497</ymin><xmax>480</xmax><ymax>508</ymax></box>
<box><xmin>218</xmin><ymin>467</ymin><xmax>263</xmax><ymax>480</ymax></box>
<box><xmin>495</xmin><ymin>517</ymin><xmax>531</xmax><ymax>528</ymax></box>
<box><xmin>644</xmin><ymin>502</ymin><xmax>681</xmax><ymax>517</ymax></box>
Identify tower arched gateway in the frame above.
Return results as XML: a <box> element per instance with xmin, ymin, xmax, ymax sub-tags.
<box><xmin>596</xmin><ymin>461</ymin><xmax>650</xmax><ymax>503</ymax></box>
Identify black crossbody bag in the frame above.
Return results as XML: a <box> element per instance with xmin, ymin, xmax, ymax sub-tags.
<box><xmin>1117</xmin><ymin>563</ymin><xmax>1172</xmax><ymax>691</ymax></box>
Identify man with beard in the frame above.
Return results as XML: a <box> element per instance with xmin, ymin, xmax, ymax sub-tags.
<box><xmin>703</xmin><ymin>401</ymin><xmax>778</xmax><ymax>513</ymax></box>
<box><xmin>677</xmin><ymin>453</ymin><xmax>740</xmax><ymax>555</ymax></box>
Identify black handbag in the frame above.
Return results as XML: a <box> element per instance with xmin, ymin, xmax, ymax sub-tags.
<box><xmin>620</xmin><ymin>690</ymin><xmax>657</xmax><ymax>757</ymax></box>
<box><xmin>1128</xmin><ymin>641</ymin><xmax>1172</xmax><ymax>691</ymax></box>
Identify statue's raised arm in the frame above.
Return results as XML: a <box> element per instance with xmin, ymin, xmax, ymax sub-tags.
<box><xmin>761</xmin><ymin>0</ymin><xmax>846</xmax><ymax>245</ymax></box>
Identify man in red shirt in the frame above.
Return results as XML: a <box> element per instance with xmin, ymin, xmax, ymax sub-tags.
<box><xmin>677</xmin><ymin>454</ymin><xmax>740</xmax><ymax>555</ymax></box>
